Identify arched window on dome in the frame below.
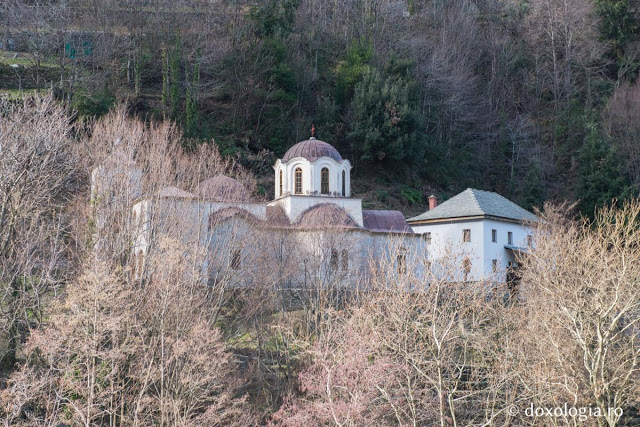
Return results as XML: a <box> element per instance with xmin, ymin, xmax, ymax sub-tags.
<box><xmin>294</xmin><ymin>167</ymin><xmax>303</xmax><ymax>194</ymax></box>
<box><xmin>321</xmin><ymin>167</ymin><xmax>330</xmax><ymax>195</ymax></box>
<box><xmin>342</xmin><ymin>170</ymin><xmax>346</xmax><ymax>196</ymax></box>
<box><xmin>279</xmin><ymin>169</ymin><xmax>283</xmax><ymax>197</ymax></box>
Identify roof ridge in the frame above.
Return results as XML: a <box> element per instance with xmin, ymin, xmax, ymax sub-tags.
<box><xmin>468</xmin><ymin>188</ymin><xmax>483</xmax><ymax>213</ymax></box>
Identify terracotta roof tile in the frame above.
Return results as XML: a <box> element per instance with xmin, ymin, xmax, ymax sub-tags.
<box><xmin>363</xmin><ymin>210</ymin><xmax>413</xmax><ymax>233</ymax></box>
<box><xmin>197</xmin><ymin>175</ymin><xmax>250</xmax><ymax>202</ymax></box>
<box><xmin>295</xmin><ymin>204</ymin><xmax>358</xmax><ymax>228</ymax></box>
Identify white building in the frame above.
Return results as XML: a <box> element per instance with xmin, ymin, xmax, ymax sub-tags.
<box><xmin>407</xmin><ymin>188</ymin><xmax>538</xmax><ymax>283</ymax></box>
<box><xmin>93</xmin><ymin>136</ymin><xmax>538</xmax><ymax>288</ymax></box>
<box><xmin>121</xmin><ymin>137</ymin><xmax>423</xmax><ymax>289</ymax></box>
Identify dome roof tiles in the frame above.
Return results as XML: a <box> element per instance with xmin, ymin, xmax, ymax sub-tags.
<box><xmin>282</xmin><ymin>138</ymin><xmax>343</xmax><ymax>162</ymax></box>
<box><xmin>295</xmin><ymin>203</ymin><xmax>358</xmax><ymax>229</ymax></box>
<box><xmin>197</xmin><ymin>175</ymin><xmax>250</xmax><ymax>202</ymax></box>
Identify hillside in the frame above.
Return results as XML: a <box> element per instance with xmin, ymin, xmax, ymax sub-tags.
<box><xmin>1</xmin><ymin>0</ymin><xmax>638</xmax><ymax>214</ymax></box>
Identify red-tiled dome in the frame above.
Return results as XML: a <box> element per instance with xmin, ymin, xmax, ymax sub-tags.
<box><xmin>197</xmin><ymin>175</ymin><xmax>250</xmax><ymax>202</ymax></box>
<box><xmin>282</xmin><ymin>138</ymin><xmax>343</xmax><ymax>162</ymax></box>
<box><xmin>296</xmin><ymin>203</ymin><xmax>358</xmax><ymax>228</ymax></box>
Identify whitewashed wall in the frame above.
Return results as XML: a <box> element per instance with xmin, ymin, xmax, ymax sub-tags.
<box><xmin>273</xmin><ymin>156</ymin><xmax>352</xmax><ymax>199</ymax></box>
<box><xmin>412</xmin><ymin>218</ymin><xmax>534</xmax><ymax>282</ymax></box>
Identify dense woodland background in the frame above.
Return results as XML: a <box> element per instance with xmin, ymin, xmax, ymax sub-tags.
<box><xmin>1</xmin><ymin>0</ymin><xmax>639</xmax><ymax>215</ymax></box>
<box><xmin>0</xmin><ymin>1</ymin><xmax>639</xmax><ymax>425</ymax></box>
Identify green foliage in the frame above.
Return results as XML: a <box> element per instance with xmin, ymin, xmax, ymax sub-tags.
<box><xmin>594</xmin><ymin>0</ymin><xmax>639</xmax><ymax>60</ymax></box>
<box><xmin>521</xmin><ymin>161</ymin><xmax>545</xmax><ymax>211</ymax></box>
<box><xmin>400</xmin><ymin>186</ymin><xmax>423</xmax><ymax>205</ymax></box>
<box><xmin>577</xmin><ymin>122</ymin><xmax>631</xmax><ymax>216</ymax></box>
<box><xmin>250</xmin><ymin>0</ymin><xmax>301</xmax><ymax>37</ymax></box>
<box><xmin>348</xmin><ymin>67</ymin><xmax>426</xmax><ymax>164</ymax></box>
<box><xmin>71</xmin><ymin>89</ymin><xmax>115</xmax><ymax>118</ymax></box>
<box><xmin>376</xmin><ymin>189</ymin><xmax>390</xmax><ymax>203</ymax></box>
<box><xmin>335</xmin><ymin>39</ymin><xmax>373</xmax><ymax>106</ymax></box>
<box><xmin>185</xmin><ymin>61</ymin><xmax>200</xmax><ymax>138</ymax></box>
<box><xmin>169</xmin><ymin>39</ymin><xmax>182</xmax><ymax>119</ymax></box>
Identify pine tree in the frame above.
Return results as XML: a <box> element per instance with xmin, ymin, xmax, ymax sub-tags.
<box><xmin>577</xmin><ymin>122</ymin><xmax>630</xmax><ymax>216</ymax></box>
<box><xmin>348</xmin><ymin>68</ymin><xmax>426</xmax><ymax>164</ymax></box>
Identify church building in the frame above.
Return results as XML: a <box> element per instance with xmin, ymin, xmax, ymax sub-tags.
<box><xmin>95</xmin><ymin>135</ymin><xmax>537</xmax><ymax>288</ymax></box>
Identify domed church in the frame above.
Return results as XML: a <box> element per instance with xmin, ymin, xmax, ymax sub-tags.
<box><xmin>270</xmin><ymin>136</ymin><xmax>362</xmax><ymax>226</ymax></box>
<box><xmin>96</xmin><ymin>131</ymin><xmax>537</xmax><ymax>288</ymax></box>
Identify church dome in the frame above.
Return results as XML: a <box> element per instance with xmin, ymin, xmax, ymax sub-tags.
<box><xmin>282</xmin><ymin>137</ymin><xmax>343</xmax><ymax>162</ymax></box>
<box><xmin>296</xmin><ymin>204</ymin><xmax>358</xmax><ymax>228</ymax></box>
<box><xmin>197</xmin><ymin>175</ymin><xmax>250</xmax><ymax>202</ymax></box>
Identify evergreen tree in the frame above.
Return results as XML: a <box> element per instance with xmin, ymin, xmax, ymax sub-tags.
<box><xmin>521</xmin><ymin>160</ymin><xmax>545</xmax><ymax>211</ymax></box>
<box><xmin>594</xmin><ymin>0</ymin><xmax>638</xmax><ymax>62</ymax></box>
<box><xmin>577</xmin><ymin>122</ymin><xmax>630</xmax><ymax>216</ymax></box>
<box><xmin>348</xmin><ymin>68</ymin><xmax>426</xmax><ymax>164</ymax></box>
<box><xmin>335</xmin><ymin>39</ymin><xmax>373</xmax><ymax>106</ymax></box>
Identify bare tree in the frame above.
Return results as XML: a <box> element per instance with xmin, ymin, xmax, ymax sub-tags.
<box><xmin>0</xmin><ymin>96</ymin><xmax>80</xmax><ymax>368</ymax></box>
<box><xmin>516</xmin><ymin>202</ymin><xmax>640</xmax><ymax>426</ymax></box>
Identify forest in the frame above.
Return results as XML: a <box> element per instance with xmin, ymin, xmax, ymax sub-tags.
<box><xmin>0</xmin><ymin>98</ymin><xmax>638</xmax><ymax>426</ymax></box>
<box><xmin>0</xmin><ymin>0</ymin><xmax>638</xmax><ymax>215</ymax></box>
<box><xmin>0</xmin><ymin>1</ymin><xmax>639</xmax><ymax>426</ymax></box>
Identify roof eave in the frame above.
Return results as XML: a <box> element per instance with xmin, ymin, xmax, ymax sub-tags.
<box><xmin>407</xmin><ymin>214</ymin><xmax>537</xmax><ymax>226</ymax></box>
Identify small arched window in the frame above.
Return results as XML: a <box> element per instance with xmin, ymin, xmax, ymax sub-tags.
<box><xmin>294</xmin><ymin>167</ymin><xmax>303</xmax><ymax>194</ymax></box>
<box><xmin>279</xmin><ymin>169</ymin><xmax>283</xmax><ymax>197</ymax></box>
<box><xmin>397</xmin><ymin>254</ymin><xmax>407</xmax><ymax>275</ymax></box>
<box><xmin>321</xmin><ymin>167</ymin><xmax>330</xmax><ymax>194</ymax></box>
<box><xmin>342</xmin><ymin>170</ymin><xmax>346</xmax><ymax>196</ymax></box>
<box><xmin>330</xmin><ymin>248</ymin><xmax>339</xmax><ymax>271</ymax></box>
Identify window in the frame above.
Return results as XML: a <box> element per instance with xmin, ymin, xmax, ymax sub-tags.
<box><xmin>491</xmin><ymin>229</ymin><xmax>497</xmax><ymax>242</ymax></box>
<box><xmin>279</xmin><ymin>169</ymin><xmax>283</xmax><ymax>197</ymax></box>
<box><xmin>294</xmin><ymin>167</ymin><xmax>303</xmax><ymax>194</ymax></box>
<box><xmin>463</xmin><ymin>257</ymin><xmax>471</xmax><ymax>281</ymax></box>
<box><xmin>424</xmin><ymin>232</ymin><xmax>432</xmax><ymax>245</ymax></box>
<box><xmin>231</xmin><ymin>249</ymin><xmax>241</xmax><ymax>270</ymax></box>
<box><xmin>492</xmin><ymin>259</ymin><xmax>498</xmax><ymax>273</ymax></box>
<box><xmin>330</xmin><ymin>248</ymin><xmax>339</xmax><ymax>271</ymax></box>
<box><xmin>397</xmin><ymin>254</ymin><xmax>407</xmax><ymax>275</ymax></box>
<box><xmin>341</xmin><ymin>249</ymin><xmax>349</xmax><ymax>271</ymax></box>
<box><xmin>463</xmin><ymin>229</ymin><xmax>471</xmax><ymax>242</ymax></box>
<box><xmin>527</xmin><ymin>235</ymin><xmax>533</xmax><ymax>247</ymax></box>
<box><xmin>508</xmin><ymin>231</ymin><xmax>513</xmax><ymax>245</ymax></box>
<box><xmin>321</xmin><ymin>167</ymin><xmax>330</xmax><ymax>194</ymax></box>
<box><xmin>342</xmin><ymin>170</ymin><xmax>346</xmax><ymax>196</ymax></box>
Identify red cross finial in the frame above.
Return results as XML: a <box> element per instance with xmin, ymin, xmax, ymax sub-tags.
<box><xmin>311</xmin><ymin>124</ymin><xmax>315</xmax><ymax>137</ymax></box>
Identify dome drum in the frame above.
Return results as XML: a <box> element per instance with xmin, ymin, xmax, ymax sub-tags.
<box><xmin>275</xmin><ymin>138</ymin><xmax>351</xmax><ymax>200</ymax></box>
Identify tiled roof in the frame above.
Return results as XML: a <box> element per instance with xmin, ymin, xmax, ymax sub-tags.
<box><xmin>208</xmin><ymin>207</ymin><xmax>260</xmax><ymax>225</ymax></box>
<box><xmin>197</xmin><ymin>175</ymin><xmax>250</xmax><ymax>202</ymax></box>
<box><xmin>266</xmin><ymin>205</ymin><xmax>291</xmax><ymax>227</ymax></box>
<box><xmin>156</xmin><ymin>186</ymin><xmax>195</xmax><ymax>198</ymax></box>
<box><xmin>362</xmin><ymin>210</ymin><xmax>413</xmax><ymax>233</ymax></box>
<box><xmin>295</xmin><ymin>204</ymin><xmax>358</xmax><ymax>228</ymax></box>
<box><xmin>282</xmin><ymin>138</ymin><xmax>343</xmax><ymax>162</ymax></box>
<box><xmin>407</xmin><ymin>188</ymin><xmax>538</xmax><ymax>223</ymax></box>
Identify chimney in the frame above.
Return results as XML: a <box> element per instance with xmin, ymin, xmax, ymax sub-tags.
<box><xmin>429</xmin><ymin>195</ymin><xmax>438</xmax><ymax>210</ymax></box>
